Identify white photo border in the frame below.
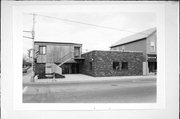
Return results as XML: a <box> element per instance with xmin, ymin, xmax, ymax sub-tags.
<box><xmin>12</xmin><ymin>2</ymin><xmax>166</xmax><ymax>110</ymax></box>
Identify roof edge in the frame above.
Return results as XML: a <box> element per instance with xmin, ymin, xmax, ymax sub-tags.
<box><xmin>34</xmin><ymin>41</ymin><xmax>82</xmax><ymax>45</ymax></box>
<box><xmin>110</xmin><ymin>27</ymin><xmax>156</xmax><ymax>48</ymax></box>
<box><xmin>82</xmin><ymin>50</ymin><xmax>143</xmax><ymax>55</ymax></box>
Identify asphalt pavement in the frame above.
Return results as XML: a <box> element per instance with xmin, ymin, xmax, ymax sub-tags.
<box><xmin>23</xmin><ymin>76</ymin><xmax>156</xmax><ymax>103</ymax></box>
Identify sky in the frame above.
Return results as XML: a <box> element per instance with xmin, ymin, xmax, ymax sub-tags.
<box><xmin>23</xmin><ymin>12</ymin><xmax>156</xmax><ymax>56</ymax></box>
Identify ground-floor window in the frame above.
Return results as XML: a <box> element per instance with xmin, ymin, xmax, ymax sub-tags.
<box><xmin>121</xmin><ymin>62</ymin><xmax>128</xmax><ymax>70</ymax></box>
<box><xmin>113</xmin><ymin>61</ymin><xmax>129</xmax><ymax>70</ymax></box>
<box><xmin>113</xmin><ymin>62</ymin><xmax>120</xmax><ymax>70</ymax></box>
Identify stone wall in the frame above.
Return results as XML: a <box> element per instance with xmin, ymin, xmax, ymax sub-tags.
<box><xmin>79</xmin><ymin>51</ymin><xmax>95</xmax><ymax>76</ymax></box>
<box><xmin>80</xmin><ymin>50</ymin><xmax>143</xmax><ymax>77</ymax></box>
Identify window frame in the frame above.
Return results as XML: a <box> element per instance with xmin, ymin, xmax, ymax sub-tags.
<box><xmin>150</xmin><ymin>41</ymin><xmax>155</xmax><ymax>52</ymax></box>
<box><xmin>39</xmin><ymin>45</ymin><xmax>47</xmax><ymax>55</ymax></box>
<box><xmin>113</xmin><ymin>61</ymin><xmax>120</xmax><ymax>70</ymax></box>
<box><xmin>121</xmin><ymin>62</ymin><xmax>128</xmax><ymax>70</ymax></box>
<box><xmin>74</xmin><ymin>46</ymin><xmax>81</xmax><ymax>57</ymax></box>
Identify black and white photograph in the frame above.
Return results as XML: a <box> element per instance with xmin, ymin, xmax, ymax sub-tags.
<box><xmin>22</xmin><ymin>11</ymin><xmax>157</xmax><ymax>103</ymax></box>
<box><xmin>1</xmin><ymin>1</ymin><xmax>179</xmax><ymax>119</ymax></box>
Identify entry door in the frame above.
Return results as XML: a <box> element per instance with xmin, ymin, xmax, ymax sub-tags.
<box><xmin>71</xmin><ymin>64</ymin><xmax>79</xmax><ymax>74</ymax></box>
<box><xmin>148</xmin><ymin>62</ymin><xmax>157</xmax><ymax>73</ymax></box>
<box><xmin>62</xmin><ymin>64</ymin><xmax>71</xmax><ymax>74</ymax></box>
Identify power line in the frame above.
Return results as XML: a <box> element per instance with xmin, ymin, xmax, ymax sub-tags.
<box><xmin>23</xmin><ymin>30</ymin><xmax>32</xmax><ymax>33</ymax></box>
<box><xmin>24</xmin><ymin>13</ymin><xmax>149</xmax><ymax>36</ymax></box>
<box><xmin>23</xmin><ymin>36</ymin><xmax>33</xmax><ymax>39</ymax></box>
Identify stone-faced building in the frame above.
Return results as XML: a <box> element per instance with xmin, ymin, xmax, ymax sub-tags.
<box><xmin>110</xmin><ymin>27</ymin><xmax>157</xmax><ymax>75</ymax></box>
<box><xmin>80</xmin><ymin>50</ymin><xmax>143</xmax><ymax>77</ymax></box>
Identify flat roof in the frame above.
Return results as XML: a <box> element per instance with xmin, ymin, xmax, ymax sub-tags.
<box><xmin>34</xmin><ymin>41</ymin><xmax>82</xmax><ymax>45</ymax></box>
<box><xmin>110</xmin><ymin>27</ymin><xmax>156</xmax><ymax>48</ymax></box>
<box><xmin>82</xmin><ymin>50</ymin><xmax>143</xmax><ymax>55</ymax></box>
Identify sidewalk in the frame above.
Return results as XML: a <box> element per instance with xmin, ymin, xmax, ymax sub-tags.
<box><xmin>23</xmin><ymin>74</ymin><xmax>156</xmax><ymax>85</ymax></box>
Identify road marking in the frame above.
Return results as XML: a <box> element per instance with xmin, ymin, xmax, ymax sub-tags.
<box><xmin>23</xmin><ymin>86</ymin><xmax>28</xmax><ymax>94</ymax></box>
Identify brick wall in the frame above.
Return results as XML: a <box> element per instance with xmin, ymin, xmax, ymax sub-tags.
<box><xmin>81</xmin><ymin>51</ymin><xmax>143</xmax><ymax>77</ymax></box>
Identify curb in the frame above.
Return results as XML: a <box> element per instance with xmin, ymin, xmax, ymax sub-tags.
<box><xmin>23</xmin><ymin>76</ymin><xmax>156</xmax><ymax>85</ymax></box>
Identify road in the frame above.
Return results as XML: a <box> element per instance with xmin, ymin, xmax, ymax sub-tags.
<box><xmin>23</xmin><ymin>77</ymin><xmax>156</xmax><ymax>103</ymax></box>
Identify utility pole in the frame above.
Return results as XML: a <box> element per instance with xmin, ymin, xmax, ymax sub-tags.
<box><xmin>23</xmin><ymin>13</ymin><xmax>36</xmax><ymax>82</ymax></box>
<box><xmin>31</xmin><ymin>13</ymin><xmax>36</xmax><ymax>82</ymax></box>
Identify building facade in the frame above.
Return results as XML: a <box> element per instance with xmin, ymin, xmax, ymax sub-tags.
<box><xmin>34</xmin><ymin>41</ymin><xmax>84</xmax><ymax>78</ymax></box>
<box><xmin>110</xmin><ymin>27</ymin><xmax>157</xmax><ymax>75</ymax></box>
<box><xmin>80</xmin><ymin>50</ymin><xmax>143</xmax><ymax>77</ymax></box>
<box><xmin>34</xmin><ymin>41</ymin><xmax>144</xmax><ymax>78</ymax></box>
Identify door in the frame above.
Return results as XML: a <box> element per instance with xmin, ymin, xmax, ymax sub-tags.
<box><xmin>148</xmin><ymin>62</ymin><xmax>157</xmax><ymax>74</ymax></box>
<box><xmin>62</xmin><ymin>64</ymin><xmax>71</xmax><ymax>74</ymax></box>
<box><xmin>71</xmin><ymin>64</ymin><xmax>79</xmax><ymax>74</ymax></box>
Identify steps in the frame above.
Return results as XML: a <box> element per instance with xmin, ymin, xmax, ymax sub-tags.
<box><xmin>45</xmin><ymin>73</ymin><xmax>65</xmax><ymax>79</ymax></box>
<box><xmin>45</xmin><ymin>73</ymin><xmax>54</xmax><ymax>78</ymax></box>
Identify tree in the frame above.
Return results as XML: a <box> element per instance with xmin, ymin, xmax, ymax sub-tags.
<box><xmin>23</xmin><ymin>54</ymin><xmax>32</xmax><ymax>67</ymax></box>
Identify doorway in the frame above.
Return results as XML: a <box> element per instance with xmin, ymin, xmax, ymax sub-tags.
<box><xmin>148</xmin><ymin>62</ymin><xmax>157</xmax><ymax>73</ymax></box>
<box><xmin>62</xmin><ymin>63</ymin><xmax>79</xmax><ymax>74</ymax></box>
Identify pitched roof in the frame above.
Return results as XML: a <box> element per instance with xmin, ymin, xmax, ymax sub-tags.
<box><xmin>110</xmin><ymin>27</ymin><xmax>156</xmax><ymax>48</ymax></box>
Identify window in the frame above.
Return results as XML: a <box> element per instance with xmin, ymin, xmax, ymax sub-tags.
<box><xmin>150</xmin><ymin>41</ymin><xmax>155</xmax><ymax>52</ymax></box>
<box><xmin>89</xmin><ymin>62</ymin><xmax>92</xmax><ymax>71</ymax></box>
<box><xmin>113</xmin><ymin>62</ymin><xmax>120</xmax><ymax>70</ymax></box>
<box><xmin>121</xmin><ymin>62</ymin><xmax>128</xmax><ymax>70</ymax></box>
<box><xmin>39</xmin><ymin>46</ymin><xmax>46</xmax><ymax>55</ymax></box>
<box><xmin>74</xmin><ymin>47</ymin><xmax>80</xmax><ymax>57</ymax></box>
<box><xmin>121</xmin><ymin>46</ymin><xmax>125</xmax><ymax>51</ymax></box>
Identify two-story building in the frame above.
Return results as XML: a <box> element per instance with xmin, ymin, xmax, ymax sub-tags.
<box><xmin>110</xmin><ymin>27</ymin><xmax>157</xmax><ymax>75</ymax></box>
<box><xmin>34</xmin><ymin>41</ymin><xmax>84</xmax><ymax>78</ymax></box>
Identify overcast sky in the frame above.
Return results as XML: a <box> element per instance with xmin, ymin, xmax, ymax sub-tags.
<box><xmin>23</xmin><ymin>12</ymin><xmax>156</xmax><ymax>55</ymax></box>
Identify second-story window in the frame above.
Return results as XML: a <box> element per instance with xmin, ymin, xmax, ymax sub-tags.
<box><xmin>121</xmin><ymin>46</ymin><xmax>125</xmax><ymax>52</ymax></box>
<box><xmin>39</xmin><ymin>46</ymin><xmax>46</xmax><ymax>55</ymax></box>
<box><xmin>150</xmin><ymin>41</ymin><xmax>155</xmax><ymax>52</ymax></box>
<box><xmin>74</xmin><ymin>47</ymin><xmax>80</xmax><ymax>57</ymax></box>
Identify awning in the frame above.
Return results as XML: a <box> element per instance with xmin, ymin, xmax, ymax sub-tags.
<box><xmin>147</xmin><ymin>54</ymin><xmax>157</xmax><ymax>62</ymax></box>
<box><xmin>148</xmin><ymin>58</ymin><xmax>156</xmax><ymax>62</ymax></box>
<box><xmin>65</xmin><ymin>59</ymin><xmax>78</xmax><ymax>63</ymax></box>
